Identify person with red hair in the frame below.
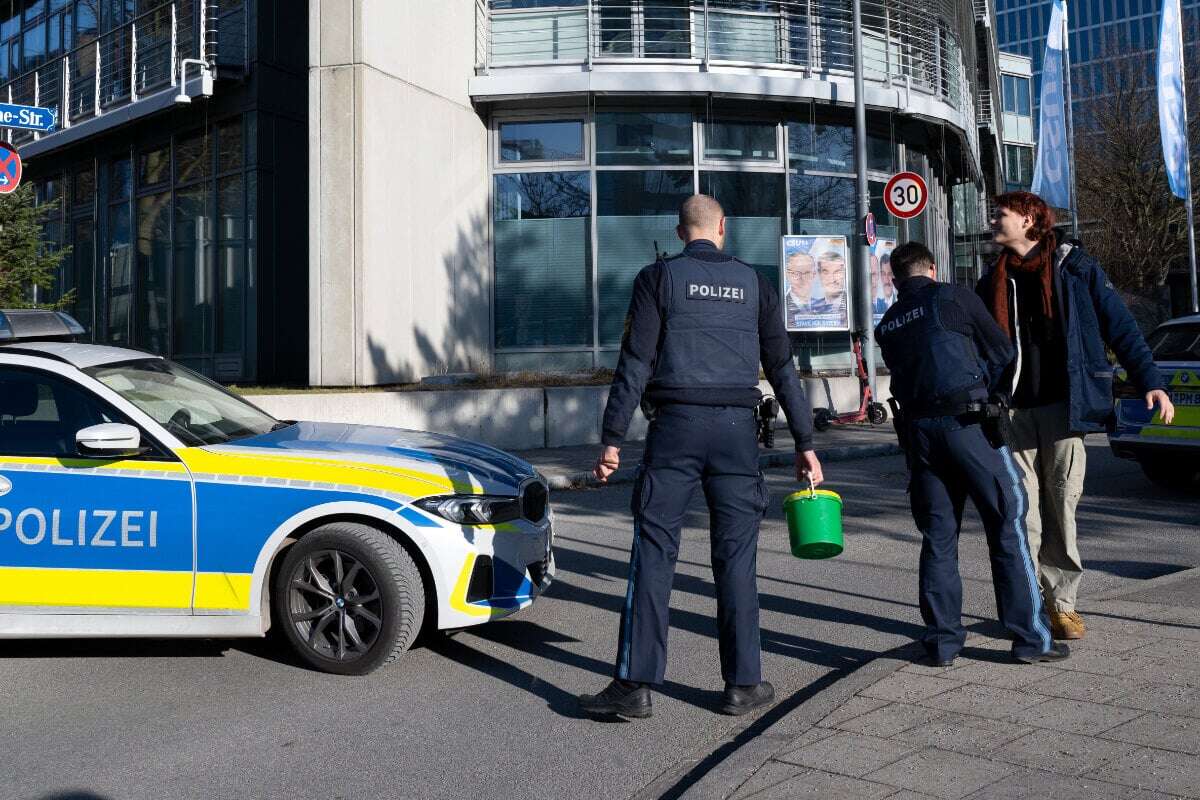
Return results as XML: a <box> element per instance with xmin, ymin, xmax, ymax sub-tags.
<box><xmin>978</xmin><ymin>191</ymin><xmax>1175</xmax><ymax>641</ymax></box>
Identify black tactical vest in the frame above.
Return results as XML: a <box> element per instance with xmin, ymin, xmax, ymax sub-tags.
<box><xmin>649</xmin><ymin>248</ymin><xmax>761</xmax><ymax>392</ymax></box>
<box><xmin>875</xmin><ymin>282</ymin><xmax>987</xmax><ymax>412</ymax></box>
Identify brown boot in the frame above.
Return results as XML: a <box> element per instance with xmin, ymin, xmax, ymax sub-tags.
<box><xmin>1049</xmin><ymin>611</ymin><xmax>1086</xmax><ymax>640</ymax></box>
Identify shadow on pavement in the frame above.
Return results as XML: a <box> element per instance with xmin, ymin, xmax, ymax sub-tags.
<box><xmin>36</xmin><ymin>792</ymin><xmax>114</xmax><ymax>800</ymax></box>
<box><xmin>0</xmin><ymin>638</ymin><xmax>232</xmax><ymax>660</ymax></box>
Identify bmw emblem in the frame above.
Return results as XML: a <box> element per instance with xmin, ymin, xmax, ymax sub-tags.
<box><xmin>0</xmin><ymin>475</ymin><xmax>9</xmax><ymax>497</ymax></box>
<box><xmin>335</xmin><ymin>597</ymin><xmax>346</xmax><ymax>608</ymax></box>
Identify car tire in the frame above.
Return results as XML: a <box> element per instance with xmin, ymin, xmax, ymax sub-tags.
<box><xmin>271</xmin><ymin>522</ymin><xmax>425</xmax><ymax>675</ymax></box>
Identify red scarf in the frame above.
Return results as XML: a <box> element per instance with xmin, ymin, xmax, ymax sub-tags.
<box><xmin>991</xmin><ymin>236</ymin><xmax>1055</xmax><ymax>334</ymax></box>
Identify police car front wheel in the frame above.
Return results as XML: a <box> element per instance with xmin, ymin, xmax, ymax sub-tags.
<box><xmin>272</xmin><ymin>522</ymin><xmax>426</xmax><ymax>675</ymax></box>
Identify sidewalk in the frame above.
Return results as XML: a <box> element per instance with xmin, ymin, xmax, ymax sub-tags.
<box><xmin>690</xmin><ymin>567</ymin><xmax>1200</xmax><ymax>800</ymax></box>
<box><xmin>518</xmin><ymin>424</ymin><xmax>902</xmax><ymax>489</ymax></box>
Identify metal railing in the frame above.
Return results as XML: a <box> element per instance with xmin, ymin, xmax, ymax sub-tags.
<box><xmin>977</xmin><ymin>87</ymin><xmax>994</xmax><ymax>127</ymax></box>
<box><xmin>1</xmin><ymin>0</ymin><xmax>215</xmax><ymax>147</ymax></box>
<box><xmin>477</xmin><ymin>0</ymin><xmax>975</xmax><ymax>114</ymax></box>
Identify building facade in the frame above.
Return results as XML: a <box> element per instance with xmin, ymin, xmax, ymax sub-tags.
<box><xmin>19</xmin><ymin>1</ymin><xmax>1007</xmax><ymax>386</ymax></box>
<box><xmin>999</xmin><ymin>51</ymin><xmax>1034</xmax><ymax>192</ymax></box>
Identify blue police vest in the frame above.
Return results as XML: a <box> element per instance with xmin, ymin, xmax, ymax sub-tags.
<box><xmin>876</xmin><ymin>282</ymin><xmax>986</xmax><ymax>411</ymax></box>
<box><xmin>649</xmin><ymin>249</ymin><xmax>761</xmax><ymax>392</ymax></box>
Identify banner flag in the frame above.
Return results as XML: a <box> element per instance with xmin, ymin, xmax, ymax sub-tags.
<box><xmin>1158</xmin><ymin>0</ymin><xmax>1189</xmax><ymax>200</ymax></box>
<box><xmin>1031</xmin><ymin>0</ymin><xmax>1072</xmax><ymax>209</ymax></box>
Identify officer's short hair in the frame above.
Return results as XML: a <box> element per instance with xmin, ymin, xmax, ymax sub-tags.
<box><xmin>890</xmin><ymin>242</ymin><xmax>936</xmax><ymax>279</ymax></box>
<box><xmin>679</xmin><ymin>195</ymin><xmax>725</xmax><ymax>231</ymax></box>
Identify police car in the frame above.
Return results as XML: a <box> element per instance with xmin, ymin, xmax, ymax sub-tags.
<box><xmin>1109</xmin><ymin>313</ymin><xmax>1200</xmax><ymax>488</ymax></box>
<box><xmin>0</xmin><ymin>310</ymin><xmax>553</xmax><ymax>674</ymax></box>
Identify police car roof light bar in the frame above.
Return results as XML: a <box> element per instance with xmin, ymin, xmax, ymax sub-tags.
<box><xmin>0</xmin><ymin>309</ymin><xmax>86</xmax><ymax>342</ymax></box>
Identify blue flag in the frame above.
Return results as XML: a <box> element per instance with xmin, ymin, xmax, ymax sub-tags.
<box><xmin>1031</xmin><ymin>0</ymin><xmax>1071</xmax><ymax>209</ymax></box>
<box><xmin>1158</xmin><ymin>0</ymin><xmax>1189</xmax><ymax>200</ymax></box>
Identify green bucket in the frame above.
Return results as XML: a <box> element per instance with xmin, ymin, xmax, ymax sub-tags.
<box><xmin>783</xmin><ymin>484</ymin><xmax>844</xmax><ymax>559</ymax></box>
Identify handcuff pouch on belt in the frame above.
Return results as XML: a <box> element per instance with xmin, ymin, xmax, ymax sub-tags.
<box><xmin>889</xmin><ymin>397</ymin><xmax>1011</xmax><ymax>451</ymax></box>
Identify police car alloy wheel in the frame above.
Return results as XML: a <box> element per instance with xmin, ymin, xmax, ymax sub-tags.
<box><xmin>272</xmin><ymin>522</ymin><xmax>426</xmax><ymax>675</ymax></box>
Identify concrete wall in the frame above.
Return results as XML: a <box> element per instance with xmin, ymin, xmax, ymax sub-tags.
<box><xmin>249</xmin><ymin>376</ymin><xmax>888</xmax><ymax>452</ymax></box>
<box><xmin>309</xmin><ymin>1</ymin><xmax>490</xmax><ymax>387</ymax></box>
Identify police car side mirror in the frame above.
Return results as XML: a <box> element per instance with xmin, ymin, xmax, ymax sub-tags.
<box><xmin>76</xmin><ymin>423</ymin><xmax>147</xmax><ymax>458</ymax></box>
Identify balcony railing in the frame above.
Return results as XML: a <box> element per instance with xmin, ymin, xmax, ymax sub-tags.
<box><xmin>476</xmin><ymin>0</ymin><xmax>972</xmax><ymax>114</ymax></box>
<box><xmin>1</xmin><ymin>0</ymin><xmax>215</xmax><ymax>148</ymax></box>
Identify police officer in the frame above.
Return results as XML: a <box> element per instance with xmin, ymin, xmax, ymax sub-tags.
<box><xmin>875</xmin><ymin>242</ymin><xmax>1069</xmax><ymax>666</ymax></box>
<box><xmin>578</xmin><ymin>195</ymin><xmax>824</xmax><ymax>719</ymax></box>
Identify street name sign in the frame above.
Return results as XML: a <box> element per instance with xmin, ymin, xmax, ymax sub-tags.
<box><xmin>0</xmin><ymin>103</ymin><xmax>55</xmax><ymax>132</ymax></box>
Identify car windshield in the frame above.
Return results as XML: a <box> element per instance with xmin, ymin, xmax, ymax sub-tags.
<box><xmin>1148</xmin><ymin>323</ymin><xmax>1200</xmax><ymax>362</ymax></box>
<box><xmin>85</xmin><ymin>359</ymin><xmax>282</xmax><ymax>446</ymax></box>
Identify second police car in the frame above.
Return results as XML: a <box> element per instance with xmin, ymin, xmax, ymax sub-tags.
<box><xmin>1109</xmin><ymin>313</ymin><xmax>1200</xmax><ymax>488</ymax></box>
<box><xmin>0</xmin><ymin>310</ymin><xmax>553</xmax><ymax>674</ymax></box>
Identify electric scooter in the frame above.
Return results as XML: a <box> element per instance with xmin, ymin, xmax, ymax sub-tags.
<box><xmin>812</xmin><ymin>335</ymin><xmax>889</xmax><ymax>432</ymax></box>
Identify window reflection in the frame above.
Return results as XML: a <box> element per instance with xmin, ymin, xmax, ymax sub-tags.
<box><xmin>494</xmin><ymin>172</ymin><xmax>591</xmax><ymax>347</ymax></box>
<box><xmin>500</xmin><ymin>120</ymin><xmax>584</xmax><ymax>162</ymax></box>
<box><xmin>700</xmin><ymin>171</ymin><xmax>785</xmax><ymax>286</ymax></box>
<box><xmin>596</xmin><ymin>111</ymin><xmax>691</xmax><ymax>166</ymax></box>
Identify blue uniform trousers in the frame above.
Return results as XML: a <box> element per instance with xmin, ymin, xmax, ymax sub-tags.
<box><xmin>907</xmin><ymin>415</ymin><xmax>1054</xmax><ymax>662</ymax></box>
<box><xmin>615</xmin><ymin>405</ymin><xmax>768</xmax><ymax>686</ymax></box>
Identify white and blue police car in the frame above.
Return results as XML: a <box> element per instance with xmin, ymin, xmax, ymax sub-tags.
<box><xmin>0</xmin><ymin>309</ymin><xmax>553</xmax><ymax>674</ymax></box>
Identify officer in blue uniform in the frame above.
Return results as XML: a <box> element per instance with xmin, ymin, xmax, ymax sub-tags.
<box><xmin>875</xmin><ymin>242</ymin><xmax>1070</xmax><ymax>666</ymax></box>
<box><xmin>578</xmin><ymin>195</ymin><xmax>824</xmax><ymax>719</ymax></box>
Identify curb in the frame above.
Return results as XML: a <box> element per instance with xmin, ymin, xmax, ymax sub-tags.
<box><xmin>631</xmin><ymin>641</ymin><xmax>924</xmax><ymax>800</ymax></box>
<box><xmin>543</xmin><ymin>442</ymin><xmax>902</xmax><ymax>491</ymax></box>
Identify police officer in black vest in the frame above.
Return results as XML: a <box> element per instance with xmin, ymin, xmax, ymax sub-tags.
<box><xmin>578</xmin><ymin>195</ymin><xmax>824</xmax><ymax>719</ymax></box>
<box><xmin>875</xmin><ymin>242</ymin><xmax>1069</xmax><ymax>666</ymax></box>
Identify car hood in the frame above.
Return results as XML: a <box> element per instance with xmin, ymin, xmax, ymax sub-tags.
<box><xmin>210</xmin><ymin>421</ymin><xmax>538</xmax><ymax>495</ymax></box>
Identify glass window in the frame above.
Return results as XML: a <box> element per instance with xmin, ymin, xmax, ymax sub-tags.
<box><xmin>700</xmin><ymin>171</ymin><xmax>785</xmax><ymax>285</ymax></box>
<box><xmin>138</xmin><ymin>144</ymin><xmax>170</xmax><ymax>186</ymax></box>
<box><xmin>22</xmin><ymin>20</ymin><xmax>44</xmax><ymax>69</ymax></box>
<box><xmin>107</xmin><ymin>202</ymin><xmax>132</xmax><ymax>345</ymax></box>
<box><xmin>489</xmin><ymin>6</ymin><xmax>586</xmax><ymax>63</ymax></box>
<box><xmin>217</xmin><ymin>117</ymin><xmax>244</xmax><ymax>173</ymax></box>
<box><xmin>74</xmin><ymin>0</ymin><xmax>96</xmax><ymax>43</ymax></box>
<box><xmin>217</xmin><ymin>174</ymin><xmax>245</xmax><ymax>354</ymax></box>
<box><xmin>867</xmin><ymin>127</ymin><xmax>893</xmax><ymax>173</ymax></box>
<box><xmin>499</xmin><ymin>119</ymin><xmax>584</xmax><ymax>162</ymax></box>
<box><xmin>1002</xmin><ymin>75</ymin><xmax>1016</xmax><ymax>113</ymax></box>
<box><xmin>0</xmin><ymin>367</ymin><xmax>132</xmax><ymax>457</ymax></box>
<box><xmin>595</xmin><ymin>170</ymin><xmax>693</xmax><ymax>344</ymax></box>
<box><xmin>708</xmin><ymin>8</ymin><xmax>780</xmax><ymax>63</ymax></box>
<box><xmin>597</xmin><ymin>4</ymin><xmax>632</xmax><ymax>55</ymax></box>
<box><xmin>493</xmin><ymin>172</ymin><xmax>591</xmax><ymax>348</ymax></box>
<box><xmin>1</xmin><ymin>4</ymin><xmax>18</xmax><ymax>39</ymax></box>
<box><xmin>1016</xmin><ymin>76</ymin><xmax>1031</xmax><ymax>115</ymax></box>
<box><xmin>109</xmin><ymin>157</ymin><xmax>131</xmax><ymax>200</ymax></box>
<box><xmin>175</xmin><ymin>130</ymin><xmax>209</xmax><ymax>184</ymax></box>
<box><xmin>74</xmin><ymin>164</ymin><xmax>95</xmax><ymax>207</ymax></box>
<box><xmin>71</xmin><ymin>218</ymin><xmax>95</xmax><ymax>335</ymax></box>
<box><xmin>644</xmin><ymin>0</ymin><xmax>690</xmax><ymax>58</ymax></box>
<box><xmin>595</xmin><ymin>111</ymin><xmax>692</xmax><ymax>166</ymax></box>
<box><xmin>788</xmin><ymin>109</ymin><xmax>854</xmax><ymax>172</ymax></box>
<box><xmin>790</xmin><ymin>173</ymin><xmax>854</xmax><ymax>238</ymax></box>
<box><xmin>173</xmin><ymin>184</ymin><xmax>212</xmax><ymax>355</ymax></box>
<box><xmin>135</xmin><ymin>191</ymin><xmax>170</xmax><ymax>353</ymax></box>
<box><xmin>703</xmin><ymin>119</ymin><xmax>777</xmax><ymax>161</ymax></box>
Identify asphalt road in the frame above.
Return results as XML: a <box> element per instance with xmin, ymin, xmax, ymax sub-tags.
<box><xmin>4</xmin><ymin>443</ymin><xmax>1198</xmax><ymax>800</ymax></box>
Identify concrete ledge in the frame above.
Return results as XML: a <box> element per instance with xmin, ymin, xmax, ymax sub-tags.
<box><xmin>248</xmin><ymin>375</ymin><xmax>887</xmax><ymax>452</ymax></box>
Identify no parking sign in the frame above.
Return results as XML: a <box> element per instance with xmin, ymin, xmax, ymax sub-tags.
<box><xmin>883</xmin><ymin>171</ymin><xmax>928</xmax><ymax>219</ymax></box>
<box><xmin>0</xmin><ymin>142</ymin><xmax>21</xmax><ymax>194</ymax></box>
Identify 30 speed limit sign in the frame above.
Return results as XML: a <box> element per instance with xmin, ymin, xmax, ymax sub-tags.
<box><xmin>883</xmin><ymin>171</ymin><xmax>928</xmax><ymax>219</ymax></box>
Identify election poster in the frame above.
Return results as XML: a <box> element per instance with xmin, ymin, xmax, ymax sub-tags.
<box><xmin>781</xmin><ymin>235</ymin><xmax>850</xmax><ymax>332</ymax></box>
<box><xmin>869</xmin><ymin>237</ymin><xmax>898</xmax><ymax>326</ymax></box>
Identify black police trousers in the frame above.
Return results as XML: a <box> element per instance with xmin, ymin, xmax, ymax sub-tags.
<box><xmin>615</xmin><ymin>405</ymin><xmax>768</xmax><ymax>686</ymax></box>
<box><xmin>907</xmin><ymin>415</ymin><xmax>1054</xmax><ymax>662</ymax></box>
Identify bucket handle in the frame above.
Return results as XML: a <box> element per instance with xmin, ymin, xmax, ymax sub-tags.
<box><xmin>807</xmin><ymin>476</ymin><xmax>816</xmax><ymax>498</ymax></box>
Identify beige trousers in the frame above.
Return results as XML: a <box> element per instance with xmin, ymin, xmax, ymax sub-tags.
<box><xmin>1008</xmin><ymin>402</ymin><xmax>1087</xmax><ymax>612</ymax></box>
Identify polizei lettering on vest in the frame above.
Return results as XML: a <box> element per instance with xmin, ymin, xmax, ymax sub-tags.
<box><xmin>879</xmin><ymin>305</ymin><xmax>926</xmax><ymax>334</ymax></box>
<box><xmin>687</xmin><ymin>283</ymin><xmax>747</xmax><ymax>303</ymax></box>
<box><xmin>0</xmin><ymin>507</ymin><xmax>160</xmax><ymax>548</ymax></box>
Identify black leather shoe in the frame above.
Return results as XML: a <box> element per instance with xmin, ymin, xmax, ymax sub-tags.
<box><xmin>1013</xmin><ymin>642</ymin><xmax>1071</xmax><ymax>664</ymax></box>
<box><xmin>721</xmin><ymin>681</ymin><xmax>775</xmax><ymax>716</ymax></box>
<box><xmin>579</xmin><ymin>679</ymin><xmax>652</xmax><ymax>718</ymax></box>
<box><xmin>918</xmin><ymin>655</ymin><xmax>956</xmax><ymax>668</ymax></box>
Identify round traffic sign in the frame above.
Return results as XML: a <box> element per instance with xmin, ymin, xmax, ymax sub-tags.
<box><xmin>883</xmin><ymin>171</ymin><xmax>928</xmax><ymax>219</ymax></box>
<box><xmin>864</xmin><ymin>212</ymin><xmax>877</xmax><ymax>246</ymax></box>
<box><xmin>0</xmin><ymin>142</ymin><xmax>22</xmax><ymax>194</ymax></box>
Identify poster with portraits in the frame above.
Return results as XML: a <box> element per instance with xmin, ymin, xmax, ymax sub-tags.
<box><xmin>781</xmin><ymin>235</ymin><xmax>850</xmax><ymax>332</ymax></box>
<box><xmin>869</xmin><ymin>238</ymin><xmax>898</xmax><ymax>326</ymax></box>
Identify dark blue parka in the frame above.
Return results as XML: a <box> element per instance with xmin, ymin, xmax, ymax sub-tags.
<box><xmin>976</xmin><ymin>240</ymin><xmax>1163</xmax><ymax>433</ymax></box>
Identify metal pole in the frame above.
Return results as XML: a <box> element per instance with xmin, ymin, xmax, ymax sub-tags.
<box><xmin>852</xmin><ymin>0</ymin><xmax>877</xmax><ymax>398</ymax></box>
<box><xmin>1062</xmin><ymin>1</ymin><xmax>1080</xmax><ymax>238</ymax></box>
<box><xmin>1177</xmin><ymin>0</ymin><xmax>1200</xmax><ymax>313</ymax></box>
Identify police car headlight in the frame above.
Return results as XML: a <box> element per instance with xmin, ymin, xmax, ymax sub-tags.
<box><xmin>413</xmin><ymin>495</ymin><xmax>521</xmax><ymax>525</ymax></box>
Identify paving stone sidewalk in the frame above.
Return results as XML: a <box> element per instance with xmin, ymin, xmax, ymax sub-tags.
<box><xmin>718</xmin><ymin>573</ymin><xmax>1200</xmax><ymax>800</ymax></box>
